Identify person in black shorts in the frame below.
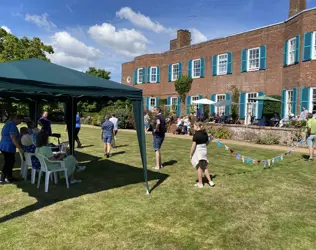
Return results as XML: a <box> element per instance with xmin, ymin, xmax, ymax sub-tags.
<box><xmin>190</xmin><ymin>122</ymin><xmax>215</xmax><ymax>188</ymax></box>
<box><xmin>152</xmin><ymin>107</ymin><xmax>166</xmax><ymax>170</ymax></box>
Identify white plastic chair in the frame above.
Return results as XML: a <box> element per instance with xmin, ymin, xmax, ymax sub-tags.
<box><xmin>36</xmin><ymin>153</ymin><xmax>69</xmax><ymax>192</ymax></box>
<box><xmin>19</xmin><ymin>152</ymin><xmax>26</xmax><ymax>179</ymax></box>
<box><xmin>50</xmin><ymin>141</ymin><xmax>69</xmax><ymax>155</ymax></box>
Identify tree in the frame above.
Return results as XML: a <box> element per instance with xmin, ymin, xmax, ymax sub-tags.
<box><xmin>0</xmin><ymin>27</ymin><xmax>54</xmax><ymax>62</ymax></box>
<box><xmin>230</xmin><ymin>85</ymin><xmax>240</xmax><ymax>123</ymax></box>
<box><xmin>85</xmin><ymin>67</ymin><xmax>111</xmax><ymax>80</ymax></box>
<box><xmin>174</xmin><ymin>75</ymin><xmax>193</xmax><ymax>115</ymax></box>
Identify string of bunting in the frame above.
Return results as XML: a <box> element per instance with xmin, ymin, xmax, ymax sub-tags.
<box><xmin>212</xmin><ymin>137</ymin><xmax>303</xmax><ymax>168</ymax></box>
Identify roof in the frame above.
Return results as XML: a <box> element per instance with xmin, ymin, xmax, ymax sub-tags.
<box><xmin>0</xmin><ymin>58</ymin><xmax>142</xmax><ymax>100</ymax></box>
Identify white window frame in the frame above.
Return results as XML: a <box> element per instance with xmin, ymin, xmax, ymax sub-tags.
<box><xmin>309</xmin><ymin>88</ymin><xmax>316</xmax><ymax>114</ymax></box>
<box><xmin>287</xmin><ymin>37</ymin><xmax>296</xmax><ymax>65</ymax></box>
<box><xmin>150</xmin><ymin>67</ymin><xmax>158</xmax><ymax>83</ymax></box>
<box><xmin>245</xmin><ymin>92</ymin><xmax>259</xmax><ymax>125</ymax></box>
<box><xmin>149</xmin><ymin>97</ymin><xmax>156</xmax><ymax>111</ymax></box>
<box><xmin>216</xmin><ymin>94</ymin><xmax>226</xmax><ymax>115</ymax></box>
<box><xmin>191</xmin><ymin>96</ymin><xmax>199</xmax><ymax>112</ymax></box>
<box><xmin>285</xmin><ymin>90</ymin><xmax>293</xmax><ymax>117</ymax></box>
<box><xmin>312</xmin><ymin>32</ymin><xmax>316</xmax><ymax>60</ymax></box>
<box><xmin>171</xmin><ymin>63</ymin><xmax>179</xmax><ymax>81</ymax></box>
<box><xmin>137</xmin><ymin>68</ymin><xmax>143</xmax><ymax>84</ymax></box>
<box><xmin>170</xmin><ymin>97</ymin><xmax>178</xmax><ymax>111</ymax></box>
<box><xmin>217</xmin><ymin>53</ymin><xmax>228</xmax><ymax>75</ymax></box>
<box><xmin>247</xmin><ymin>47</ymin><xmax>260</xmax><ymax>71</ymax></box>
<box><xmin>192</xmin><ymin>59</ymin><xmax>201</xmax><ymax>79</ymax></box>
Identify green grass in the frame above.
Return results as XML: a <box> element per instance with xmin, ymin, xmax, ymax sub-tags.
<box><xmin>1</xmin><ymin>124</ymin><xmax>316</xmax><ymax>250</ymax></box>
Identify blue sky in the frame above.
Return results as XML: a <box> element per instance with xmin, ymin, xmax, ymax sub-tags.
<box><xmin>1</xmin><ymin>0</ymin><xmax>316</xmax><ymax>82</ymax></box>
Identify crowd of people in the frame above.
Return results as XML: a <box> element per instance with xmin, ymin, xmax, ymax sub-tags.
<box><xmin>0</xmin><ymin>111</ymin><xmax>86</xmax><ymax>184</ymax></box>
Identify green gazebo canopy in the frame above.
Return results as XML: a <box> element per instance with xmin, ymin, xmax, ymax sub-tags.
<box><xmin>248</xmin><ymin>95</ymin><xmax>281</xmax><ymax>102</ymax></box>
<box><xmin>0</xmin><ymin>58</ymin><xmax>149</xmax><ymax>193</ymax></box>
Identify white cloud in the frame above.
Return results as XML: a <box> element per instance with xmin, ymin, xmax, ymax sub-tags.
<box><xmin>1</xmin><ymin>26</ymin><xmax>11</xmax><ymax>34</ymax></box>
<box><xmin>88</xmin><ymin>23</ymin><xmax>149</xmax><ymax>58</ymax></box>
<box><xmin>25</xmin><ymin>13</ymin><xmax>57</xmax><ymax>30</ymax></box>
<box><xmin>116</xmin><ymin>7</ymin><xmax>169</xmax><ymax>33</ymax></box>
<box><xmin>190</xmin><ymin>28</ymin><xmax>207</xmax><ymax>44</ymax></box>
<box><xmin>47</xmin><ymin>31</ymin><xmax>103</xmax><ymax>70</ymax></box>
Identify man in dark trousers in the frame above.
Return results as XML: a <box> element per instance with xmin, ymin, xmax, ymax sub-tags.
<box><xmin>152</xmin><ymin>106</ymin><xmax>166</xmax><ymax>170</ymax></box>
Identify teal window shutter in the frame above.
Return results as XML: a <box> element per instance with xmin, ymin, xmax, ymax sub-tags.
<box><xmin>133</xmin><ymin>69</ymin><xmax>137</xmax><ymax>84</ymax></box>
<box><xmin>292</xmin><ymin>88</ymin><xmax>297</xmax><ymax>116</ymax></box>
<box><xmin>281</xmin><ymin>90</ymin><xmax>286</xmax><ymax>118</ymax></box>
<box><xmin>186</xmin><ymin>96</ymin><xmax>191</xmax><ymax>114</ymax></box>
<box><xmin>142</xmin><ymin>67</ymin><xmax>146</xmax><ymax>83</ymax></box>
<box><xmin>259</xmin><ymin>45</ymin><xmax>267</xmax><ymax>70</ymax></box>
<box><xmin>239</xmin><ymin>93</ymin><xmax>246</xmax><ymax>119</ymax></box>
<box><xmin>212</xmin><ymin>55</ymin><xmax>217</xmax><ymax>76</ymax></box>
<box><xmin>156</xmin><ymin>97</ymin><xmax>159</xmax><ymax>107</ymax></box>
<box><xmin>179</xmin><ymin>62</ymin><xmax>182</xmax><ymax>78</ymax></box>
<box><xmin>241</xmin><ymin>49</ymin><xmax>247</xmax><ymax>72</ymax></box>
<box><xmin>210</xmin><ymin>94</ymin><xmax>216</xmax><ymax>115</ymax></box>
<box><xmin>284</xmin><ymin>40</ymin><xmax>288</xmax><ymax>66</ymax></box>
<box><xmin>168</xmin><ymin>64</ymin><xmax>172</xmax><ymax>82</ymax></box>
<box><xmin>200</xmin><ymin>58</ymin><xmax>205</xmax><ymax>78</ymax></box>
<box><xmin>303</xmin><ymin>32</ymin><xmax>313</xmax><ymax>62</ymax></box>
<box><xmin>147</xmin><ymin>67</ymin><xmax>151</xmax><ymax>83</ymax></box>
<box><xmin>227</xmin><ymin>52</ymin><xmax>232</xmax><ymax>74</ymax></box>
<box><xmin>146</xmin><ymin>97</ymin><xmax>150</xmax><ymax>110</ymax></box>
<box><xmin>225</xmin><ymin>93</ymin><xmax>231</xmax><ymax>115</ymax></box>
<box><xmin>157</xmin><ymin>67</ymin><xmax>160</xmax><ymax>83</ymax></box>
<box><xmin>295</xmin><ymin>35</ymin><xmax>300</xmax><ymax>64</ymax></box>
<box><xmin>198</xmin><ymin>94</ymin><xmax>203</xmax><ymax>112</ymax></box>
<box><xmin>188</xmin><ymin>60</ymin><xmax>192</xmax><ymax>78</ymax></box>
<box><xmin>257</xmin><ymin>92</ymin><xmax>264</xmax><ymax>119</ymax></box>
<box><xmin>177</xmin><ymin>97</ymin><xmax>181</xmax><ymax>117</ymax></box>
<box><xmin>167</xmin><ymin>97</ymin><xmax>171</xmax><ymax>106</ymax></box>
<box><xmin>300</xmin><ymin>87</ymin><xmax>310</xmax><ymax>112</ymax></box>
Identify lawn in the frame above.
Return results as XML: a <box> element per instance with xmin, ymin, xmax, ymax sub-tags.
<box><xmin>0</xmin><ymin>124</ymin><xmax>316</xmax><ymax>250</ymax></box>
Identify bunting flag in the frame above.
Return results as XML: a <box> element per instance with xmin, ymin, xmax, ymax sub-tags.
<box><xmin>214</xmin><ymin>139</ymin><xmax>302</xmax><ymax>168</ymax></box>
<box><xmin>230</xmin><ymin>149</ymin><xmax>234</xmax><ymax>156</ymax></box>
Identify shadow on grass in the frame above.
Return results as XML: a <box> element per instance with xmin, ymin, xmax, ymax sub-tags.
<box><xmin>114</xmin><ymin>144</ymin><xmax>129</xmax><ymax>148</ymax></box>
<box><xmin>0</xmin><ymin>151</ymin><xmax>168</xmax><ymax>224</ymax></box>
<box><xmin>78</xmin><ymin>144</ymin><xmax>94</xmax><ymax>149</ymax></box>
<box><xmin>162</xmin><ymin>160</ymin><xmax>177</xmax><ymax>167</ymax></box>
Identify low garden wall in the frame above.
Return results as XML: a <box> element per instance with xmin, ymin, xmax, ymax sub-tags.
<box><xmin>203</xmin><ymin>123</ymin><xmax>302</xmax><ymax>146</ymax></box>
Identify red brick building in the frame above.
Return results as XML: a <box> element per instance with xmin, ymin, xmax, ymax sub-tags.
<box><xmin>122</xmin><ymin>0</ymin><xmax>316</xmax><ymax>123</ymax></box>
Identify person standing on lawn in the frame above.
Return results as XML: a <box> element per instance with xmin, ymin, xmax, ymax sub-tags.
<box><xmin>101</xmin><ymin>115</ymin><xmax>114</xmax><ymax>158</ymax></box>
<box><xmin>38</xmin><ymin>111</ymin><xmax>52</xmax><ymax>136</ymax></box>
<box><xmin>75</xmin><ymin>112</ymin><xmax>82</xmax><ymax>148</ymax></box>
<box><xmin>152</xmin><ymin>107</ymin><xmax>166</xmax><ymax>170</ymax></box>
<box><xmin>109</xmin><ymin>114</ymin><xmax>118</xmax><ymax>148</ymax></box>
<box><xmin>306</xmin><ymin>113</ymin><xmax>316</xmax><ymax>161</ymax></box>
<box><xmin>0</xmin><ymin>115</ymin><xmax>24</xmax><ymax>184</ymax></box>
<box><xmin>190</xmin><ymin>122</ymin><xmax>215</xmax><ymax>188</ymax></box>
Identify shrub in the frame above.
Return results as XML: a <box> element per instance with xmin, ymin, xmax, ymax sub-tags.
<box><xmin>289</xmin><ymin>120</ymin><xmax>306</xmax><ymax>128</ymax></box>
<box><xmin>208</xmin><ymin>127</ymin><xmax>232</xmax><ymax>139</ymax></box>
<box><xmin>255</xmin><ymin>133</ymin><xmax>280</xmax><ymax>145</ymax></box>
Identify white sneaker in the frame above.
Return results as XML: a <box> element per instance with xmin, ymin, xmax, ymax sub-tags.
<box><xmin>76</xmin><ymin>166</ymin><xmax>86</xmax><ymax>173</ymax></box>
<box><xmin>70</xmin><ymin>179</ymin><xmax>82</xmax><ymax>184</ymax></box>
<box><xmin>209</xmin><ymin>181</ymin><xmax>215</xmax><ymax>187</ymax></box>
<box><xmin>194</xmin><ymin>183</ymin><xmax>204</xmax><ymax>188</ymax></box>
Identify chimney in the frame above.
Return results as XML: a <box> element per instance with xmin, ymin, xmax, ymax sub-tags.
<box><xmin>169</xmin><ymin>29</ymin><xmax>191</xmax><ymax>50</ymax></box>
<box><xmin>289</xmin><ymin>0</ymin><xmax>306</xmax><ymax>18</ymax></box>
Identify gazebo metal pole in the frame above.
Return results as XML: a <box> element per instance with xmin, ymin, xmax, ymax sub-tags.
<box><xmin>71</xmin><ymin>96</ymin><xmax>75</xmax><ymax>155</ymax></box>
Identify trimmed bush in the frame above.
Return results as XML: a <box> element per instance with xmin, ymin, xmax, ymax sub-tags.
<box><xmin>208</xmin><ymin>127</ymin><xmax>232</xmax><ymax>139</ymax></box>
<box><xmin>255</xmin><ymin>133</ymin><xmax>280</xmax><ymax>145</ymax></box>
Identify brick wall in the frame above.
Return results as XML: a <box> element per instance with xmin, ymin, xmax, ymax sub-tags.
<box><xmin>122</xmin><ymin>7</ymin><xmax>316</xmax><ymax>115</ymax></box>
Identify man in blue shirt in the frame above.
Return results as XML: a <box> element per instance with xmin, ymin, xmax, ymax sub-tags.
<box><xmin>75</xmin><ymin>113</ymin><xmax>82</xmax><ymax>148</ymax></box>
<box><xmin>101</xmin><ymin>115</ymin><xmax>114</xmax><ymax>158</ymax></box>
